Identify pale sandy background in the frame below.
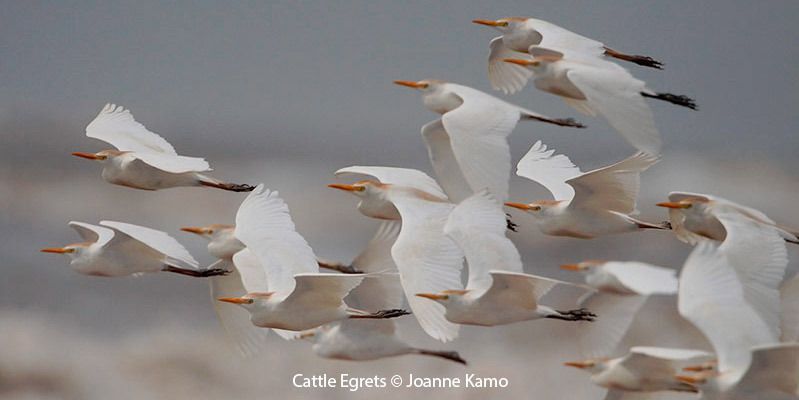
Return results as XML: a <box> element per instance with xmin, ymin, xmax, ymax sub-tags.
<box><xmin>1</xmin><ymin>1</ymin><xmax>798</xmax><ymax>399</ymax></box>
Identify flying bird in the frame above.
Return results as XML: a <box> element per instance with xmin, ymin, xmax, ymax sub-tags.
<box><xmin>415</xmin><ymin>190</ymin><xmax>596</xmax><ymax>326</ymax></box>
<box><xmin>72</xmin><ymin>104</ymin><xmax>254</xmax><ymax>192</ymax></box>
<box><xmin>41</xmin><ymin>220</ymin><xmax>223</xmax><ymax>278</ymax></box>
<box><xmin>505</xmin><ymin>141</ymin><xmax>668</xmax><ymax>239</ymax></box>
<box><xmin>560</xmin><ymin>260</ymin><xmax>678</xmax><ymax>358</ymax></box>
<box><xmin>393</xmin><ymin>79</ymin><xmax>583</xmax><ymax>203</ymax></box>
<box><xmin>299</xmin><ymin>222</ymin><xmax>466</xmax><ymax>365</ymax></box>
<box><xmin>657</xmin><ymin>192</ymin><xmax>799</xmax><ymax>245</ymax></box>
<box><xmin>329</xmin><ymin>166</ymin><xmax>465</xmax><ymax>342</ymax></box>
<box><xmin>504</xmin><ymin>49</ymin><xmax>696</xmax><ymax>155</ymax></box>
<box><xmin>472</xmin><ymin>17</ymin><xmax>663</xmax><ymax>94</ymax></box>
<box><xmin>216</xmin><ymin>185</ymin><xmax>409</xmax><ymax>332</ymax></box>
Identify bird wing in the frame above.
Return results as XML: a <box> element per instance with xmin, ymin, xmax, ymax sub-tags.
<box><xmin>736</xmin><ymin>343</ymin><xmax>799</xmax><ymax>395</ymax></box>
<box><xmin>483</xmin><ymin>271</ymin><xmax>582</xmax><ymax>308</ymax></box>
<box><xmin>713</xmin><ymin>204</ymin><xmax>788</xmax><ymax>340</ymax></box>
<box><xmin>780</xmin><ymin>275</ymin><xmax>799</xmax><ymax>342</ymax></box>
<box><xmin>420</xmin><ymin>120</ymin><xmax>473</xmax><ymax>203</ymax></box>
<box><xmin>99</xmin><ymin>220</ymin><xmax>198</xmax><ymax>268</ymax></box>
<box><xmin>208</xmin><ymin>260</ymin><xmax>270</xmax><ymax>357</ymax></box>
<box><xmin>619</xmin><ymin>346</ymin><xmax>714</xmax><ymax>378</ymax></box>
<box><xmin>678</xmin><ymin>241</ymin><xmax>777</xmax><ymax>373</ymax></box>
<box><xmin>234</xmin><ymin>185</ymin><xmax>318</xmax><ymax>296</ymax></box>
<box><xmin>284</xmin><ymin>273</ymin><xmax>364</xmax><ymax>310</ymax></box>
<box><xmin>487</xmin><ymin>36</ymin><xmax>534</xmax><ymax>94</ymax></box>
<box><xmin>574</xmin><ymin>292</ymin><xmax>647</xmax><ymax>358</ymax></box>
<box><xmin>85</xmin><ymin>104</ymin><xmax>177</xmax><ymax>154</ymax></box>
<box><xmin>347</xmin><ymin>221</ymin><xmax>404</xmax><ymax>311</ymax></box>
<box><xmin>566</xmin><ymin>152</ymin><xmax>659</xmax><ymax>214</ymax></box>
<box><xmin>602</xmin><ymin>262</ymin><xmax>678</xmax><ymax>295</ymax></box>
<box><xmin>565</xmin><ymin>65</ymin><xmax>660</xmax><ymax>155</ymax></box>
<box><xmin>441</xmin><ymin>83</ymin><xmax>523</xmax><ymax>202</ymax></box>
<box><xmin>387</xmin><ymin>187</ymin><xmax>464</xmax><ymax>342</ymax></box>
<box><xmin>68</xmin><ymin>221</ymin><xmax>115</xmax><ymax>247</ymax></box>
<box><xmin>128</xmin><ymin>152</ymin><xmax>211</xmax><ymax>174</ymax></box>
<box><xmin>515</xmin><ymin>140</ymin><xmax>582</xmax><ymax>201</ymax></box>
<box><xmin>335</xmin><ymin>166</ymin><xmax>447</xmax><ymax>199</ymax></box>
<box><xmin>231</xmin><ymin>248</ymin><xmax>269</xmax><ymax>293</ymax></box>
<box><xmin>528</xmin><ymin>19</ymin><xmax>606</xmax><ymax>57</ymax></box>
<box><xmin>444</xmin><ymin>190</ymin><xmax>521</xmax><ymax>292</ymax></box>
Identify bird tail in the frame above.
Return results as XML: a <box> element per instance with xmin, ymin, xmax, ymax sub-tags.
<box><xmin>414</xmin><ymin>349</ymin><xmax>467</xmax><ymax>365</ymax></box>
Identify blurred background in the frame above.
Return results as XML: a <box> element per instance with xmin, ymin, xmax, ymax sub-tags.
<box><xmin>1</xmin><ymin>1</ymin><xmax>797</xmax><ymax>399</ymax></box>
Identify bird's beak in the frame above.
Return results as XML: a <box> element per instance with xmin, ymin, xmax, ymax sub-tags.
<box><xmin>393</xmin><ymin>80</ymin><xmax>426</xmax><ymax>89</ymax></box>
<box><xmin>505</xmin><ymin>202</ymin><xmax>533</xmax><ymax>210</ymax></box>
<box><xmin>674</xmin><ymin>374</ymin><xmax>704</xmax><ymax>385</ymax></box>
<box><xmin>563</xmin><ymin>361</ymin><xmax>592</xmax><ymax>369</ymax></box>
<box><xmin>683</xmin><ymin>365</ymin><xmax>710</xmax><ymax>372</ymax></box>
<box><xmin>217</xmin><ymin>297</ymin><xmax>254</xmax><ymax>305</ymax></box>
<box><xmin>71</xmin><ymin>152</ymin><xmax>102</xmax><ymax>160</ymax></box>
<box><xmin>180</xmin><ymin>226</ymin><xmax>209</xmax><ymax>235</ymax></box>
<box><xmin>560</xmin><ymin>264</ymin><xmax>582</xmax><ymax>271</ymax></box>
<box><xmin>40</xmin><ymin>247</ymin><xmax>74</xmax><ymax>254</ymax></box>
<box><xmin>472</xmin><ymin>19</ymin><xmax>504</xmax><ymax>27</ymax></box>
<box><xmin>298</xmin><ymin>331</ymin><xmax>316</xmax><ymax>340</ymax></box>
<box><xmin>327</xmin><ymin>183</ymin><xmax>363</xmax><ymax>192</ymax></box>
<box><xmin>656</xmin><ymin>201</ymin><xmax>691</xmax><ymax>209</ymax></box>
<box><xmin>503</xmin><ymin>58</ymin><xmax>538</xmax><ymax>67</ymax></box>
<box><xmin>415</xmin><ymin>293</ymin><xmax>448</xmax><ymax>301</ymax></box>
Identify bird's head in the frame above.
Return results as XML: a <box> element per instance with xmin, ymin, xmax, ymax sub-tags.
<box><xmin>657</xmin><ymin>198</ymin><xmax>710</xmax><ymax>218</ymax></box>
<box><xmin>217</xmin><ymin>292</ymin><xmax>273</xmax><ymax>309</ymax></box>
<box><xmin>415</xmin><ymin>289</ymin><xmax>469</xmax><ymax>304</ymax></box>
<box><xmin>327</xmin><ymin>180</ymin><xmax>387</xmax><ymax>199</ymax></box>
<box><xmin>563</xmin><ymin>359</ymin><xmax>605</xmax><ymax>373</ymax></box>
<box><xmin>181</xmin><ymin>224</ymin><xmax>234</xmax><ymax>241</ymax></box>
<box><xmin>472</xmin><ymin>17</ymin><xmax>527</xmax><ymax>32</ymax></box>
<box><xmin>393</xmin><ymin>79</ymin><xmax>443</xmax><ymax>93</ymax></box>
<box><xmin>560</xmin><ymin>260</ymin><xmax>606</xmax><ymax>273</ymax></box>
<box><xmin>71</xmin><ymin>149</ymin><xmax>121</xmax><ymax>162</ymax></box>
<box><xmin>41</xmin><ymin>243</ymin><xmax>87</xmax><ymax>260</ymax></box>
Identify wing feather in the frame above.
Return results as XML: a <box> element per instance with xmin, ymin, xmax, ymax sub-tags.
<box><xmin>68</xmin><ymin>221</ymin><xmax>114</xmax><ymax>247</ymax></box>
<box><xmin>421</xmin><ymin>120</ymin><xmax>473</xmax><ymax>203</ymax></box>
<box><xmin>347</xmin><ymin>221</ymin><xmax>404</xmax><ymax>311</ymax></box>
<box><xmin>335</xmin><ymin>166</ymin><xmax>447</xmax><ymax>199</ymax></box>
<box><xmin>515</xmin><ymin>141</ymin><xmax>582</xmax><ymax>200</ymax></box>
<box><xmin>567</xmin><ymin>152</ymin><xmax>659</xmax><ymax>213</ymax></box>
<box><xmin>488</xmin><ymin>37</ymin><xmax>534</xmax><ymax>94</ymax></box>
<box><xmin>99</xmin><ymin>220</ymin><xmax>198</xmax><ymax>268</ymax></box>
<box><xmin>602</xmin><ymin>262</ymin><xmax>678</xmax><ymax>295</ymax></box>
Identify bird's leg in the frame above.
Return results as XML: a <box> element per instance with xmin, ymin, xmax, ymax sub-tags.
<box><xmin>635</xmin><ymin>220</ymin><xmax>672</xmax><ymax>230</ymax></box>
<box><xmin>413</xmin><ymin>349</ymin><xmax>468</xmax><ymax>365</ymax></box>
<box><xmin>317</xmin><ymin>260</ymin><xmax>363</xmax><ymax>274</ymax></box>
<box><xmin>506</xmin><ymin>213</ymin><xmax>519</xmax><ymax>232</ymax></box>
<box><xmin>640</xmin><ymin>92</ymin><xmax>698</xmax><ymax>110</ymax></box>
<box><xmin>198</xmin><ymin>180</ymin><xmax>256</xmax><ymax>192</ymax></box>
<box><xmin>603</xmin><ymin>47</ymin><xmax>664</xmax><ymax>69</ymax></box>
<box><xmin>525</xmin><ymin>114</ymin><xmax>586</xmax><ymax>128</ymax></box>
<box><xmin>350</xmin><ymin>308</ymin><xmax>411</xmax><ymax>319</ymax></box>
<box><xmin>548</xmin><ymin>308</ymin><xmax>596</xmax><ymax>322</ymax></box>
<box><xmin>162</xmin><ymin>265</ymin><xmax>230</xmax><ymax>278</ymax></box>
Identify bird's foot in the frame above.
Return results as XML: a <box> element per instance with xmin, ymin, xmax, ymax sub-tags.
<box><xmin>197</xmin><ymin>267</ymin><xmax>231</xmax><ymax>277</ymax></box>
<box><xmin>372</xmin><ymin>308</ymin><xmax>411</xmax><ymax>319</ymax></box>
<box><xmin>604</xmin><ymin>47</ymin><xmax>664</xmax><ymax>70</ymax></box>
<box><xmin>555</xmin><ymin>308</ymin><xmax>597</xmax><ymax>322</ymax></box>
<box><xmin>163</xmin><ymin>265</ymin><xmax>230</xmax><ymax>278</ymax></box>
<box><xmin>506</xmin><ymin>214</ymin><xmax>518</xmax><ymax>232</ymax></box>
<box><xmin>552</xmin><ymin>118</ymin><xmax>586</xmax><ymax>128</ymax></box>
<box><xmin>222</xmin><ymin>183</ymin><xmax>256</xmax><ymax>192</ymax></box>
<box><xmin>318</xmin><ymin>260</ymin><xmax>363</xmax><ymax>274</ymax></box>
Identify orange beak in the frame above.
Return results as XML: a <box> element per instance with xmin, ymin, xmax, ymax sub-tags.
<box><xmin>683</xmin><ymin>365</ymin><xmax>709</xmax><ymax>372</ymax></box>
<box><xmin>298</xmin><ymin>331</ymin><xmax>316</xmax><ymax>340</ymax></box>
<box><xmin>503</xmin><ymin>58</ymin><xmax>538</xmax><ymax>67</ymax></box>
<box><xmin>657</xmin><ymin>201</ymin><xmax>691</xmax><ymax>209</ymax></box>
<box><xmin>674</xmin><ymin>374</ymin><xmax>703</xmax><ymax>385</ymax></box>
<box><xmin>40</xmin><ymin>247</ymin><xmax>74</xmax><ymax>254</ymax></box>
<box><xmin>217</xmin><ymin>297</ymin><xmax>254</xmax><ymax>305</ymax></box>
<box><xmin>472</xmin><ymin>19</ymin><xmax>504</xmax><ymax>27</ymax></box>
<box><xmin>393</xmin><ymin>80</ymin><xmax>426</xmax><ymax>89</ymax></box>
<box><xmin>71</xmin><ymin>152</ymin><xmax>101</xmax><ymax>160</ymax></box>
<box><xmin>560</xmin><ymin>264</ymin><xmax>582</xmax><ymax>271</ymax></box>
<box><xmin>180</xmin><ymin>226</ymin><xmax>209</xmax><ymax>235</ymax></box>
<box><xmin>505</xmin><ymin>202</ymin><xmax>533</xmax><ymax>210</ymax></box>
<box><xmin>327</xmin><ymin>183</ymin><xmax>362</xmax><ymax>192</ymax></box>
<box><xmin>415</xmin><ymin>293</ymin><xmax>448</xmax><ymax>301</ymax></box>
<box><xmin>563</xmin><ymin>361</ymin><xmax>592</xmax><ymax>369</ymax></box>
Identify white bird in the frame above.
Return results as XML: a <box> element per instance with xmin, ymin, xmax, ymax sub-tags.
<box><xmin>504</xmin><ymin>49</ymin><xmax>696</xmax><ymax>155</ymax></box>
<box><xmin>72</xmin><ymin>104</ymin><xmax>254</xmax><ymax>192</ymax></box>
<box><xmin>563</xmin><ymin>346</ymin><xmax>713</xmax><ymax>395</ymax></box>
<box><xmin>298</xmin><ymin>222</ymin><xmax>466</xmax><ymax>365</ymax></box>
<box><xmin>560</xmin><ymin>260</ymin><xmax>679</xmax><ymax>358</ymax></box>
<box><xmin>216</xmin><ymin>185</ymin><xmax>409</xmax><ymax>332</ymax></box>
<box><xmin>329</xmin><ymin>166</ymin><xmax>465</xmax><ymax>342</ymax></box>
<box><xmin>657</xmin><ymin>192</ymin><xmax>799</xmax><ymax>245</ymax></box>
<box><xmin>393</xmin><ymin>80</ymin><xmax>583</xmax><ymax>203</ymax></box>
<box><xmin>415</xmin><ymin>190</ymin><xmax>596</xmax><ymax>325</ymax></box>
<box><xmin>41</xmin><ymin>220</ymin><xmax>221</xmax><ymax>278</ymax></box>
<box><xmin>505</xmin><ymin>141</ymin><xmax>668</xmax><ymax>238</ymax></box>
<box><xmin>472</xmin><ymin>17</ymin><xmax>663</xmax><ymax>94</ymax></box>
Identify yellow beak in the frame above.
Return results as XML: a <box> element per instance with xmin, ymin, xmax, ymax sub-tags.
<box><xmin>415</xmin><ymin>293</ymin><xmax>449</xmax><ymax>301</ymax></box>
<box><xmin>563</xmin><ymin>361</ymin><xmax>592</xmax><ymax>369</ymax></box>
<box><xmin>180</xmin><ymin>226</ymin><xmax>209</xmax><ymax>235</ymax></box>
<box><xmin>503</xmin><ymin>58</ymin><xmax>538</xmax><ymax>67</ymax></box>
<box><xmin>472</xmin><ymin>19</ymin><xmax>504</xmax><ymax>27</ymax></box>
<box><xmin>217</xmin><ymin>297</ymin><xmax>254</xmax><ymax>305</ymax></box>
<box><xmin>393</xmin><ymin>80</ymin><xmax>427</xmax><ymax>89</ymax></box>
<box><xmin>71</xmin><ymin>152</ymin><xmax>101</xmax><ymax>160</ymax></box>
<box><xmin>656</xmin><ymin>201</ymin><xmax>691</xmax><ymax>209</ymax></box>
<box><xmin>327</xmin><ymin>183</ymin><xmax>363</xmax><ymax>192</ymax></box>
<box><xmin>505</xmin><ymin>202</ymin><xmax>533</xmax><ymax>210</ymax></box>
<box><xmin>560</xmin><ymin>264</ymin><xmax>582</xmax><ymax>271</ymax></box>
<box><xmin>40</xmin><ymin>247</ymin><xmax>74</xmax><ymax>254</ymax></box>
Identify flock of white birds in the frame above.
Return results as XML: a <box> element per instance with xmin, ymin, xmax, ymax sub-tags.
<box><xmin>40</xmin><ymin>16</ymin><xmax>799</xmax><ymax>400</ymax></box>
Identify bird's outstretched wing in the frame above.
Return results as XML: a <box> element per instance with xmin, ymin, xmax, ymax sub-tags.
<box><xmin>574</xmin><ymin>292</ymin><xmax>647</xmax><ymax>358</ymax></box>
<box><xmin>527</xmin><ymin>19</ymin><xmax>606</xmax><ymax>57</ymax></box>
<box><xmin>335</xmin><ymin>166</ymin><xmax>447</xmax><ymax>199</ymax></box>
<box><xmin>209</xmin><ymin>260</ymin><xmax>270</xmax><ymax>356</ymax></box>
<box><xmin>441</xmin><ymin>83</ymin><xmax>523</xmax><ymax>201</ymax></box>
<box><xmin>566</xmin><ymin>152</ymin><xmax>659</xmax><ymax>214</ymax></box>
<box><xmin>565</xmin><ymin>64</ymin><xmax>660</xmax><ymax>155</ymax></box>
<box><xmin>347</xmin><ymin>221</ymin><xmax>404</xmax><ymax>311</ymax></box>
<box><xmin>483</xmin><ymin>271</ymin><xmax>584</xmax><ymax>309</ymax></box>
<box><xmin>602</xmin><ymin>262</ymin><xmax>678</xmax><ymax>295</ymax></box>
<box><xmin>487</xmin><ymin>37</ymin><xmax>534</xmax><ymax>94</ymax></box>
<box><xmin>285</xmin><ymin>273</ymin><xmax>364</xmax><ymax>310</ymax></box>
<box><xmin>99</xmin><ymin>220</ymin><xmax>198</xmax><ymax>268</ymax></box>
<box><xmin>231</xmin><ymin>248</ymin><xmax>269</xmax><ymax>293</ymax></box>
<box><xmin>736</xmin><ymin>343</ymin><xmax>799</xmax><ymax>395</ymax></box>
<box><xmin>444</xmin><ymin>190</ymin><xmax>521</xmax><ymax>292</ymax></box>
<box><xmin>387</xmin><ymin>187</ymin><xmax>464</xmax><ymax>342</ymax></box>
<box><xmin>618</xmin><ymin>346</ymin><xmax>713</xmax><ymax>380</ymax></box>
<box><xmin>515</xmin><ymin>141</ymin><xmax>582</xmax><ymax>201</ymax></box>
<box><xmin>678</xmin><ymin>241</ymin><xmax>777</xmax><ymax>373</ymax></box>
<box><xmin>420</xmin><ymin>120</ymin><xmax>473</xmax><ymax>203</ymax></box>
<box><xmin>235</xmin><ymin>185</ymin><xmax>318</xmax><ymax>296</ymax></box>
<box><xmin>68</xmin><ymin>221</ymin><xmax>115</xmax><ymax>247</ymax></box>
